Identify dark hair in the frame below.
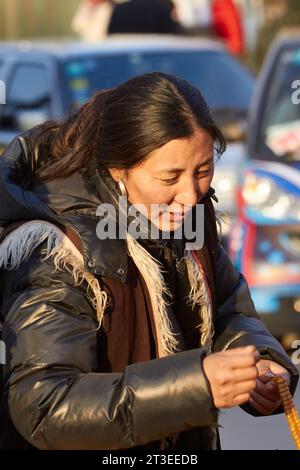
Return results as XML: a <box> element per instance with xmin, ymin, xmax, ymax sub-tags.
<box><xmin>33</xmin><ymin>72</ymin><xmax>226</xmax><ymax>182</ymax></box>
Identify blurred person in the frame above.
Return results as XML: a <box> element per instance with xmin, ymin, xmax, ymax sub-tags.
<box><xmin>211</xmin><ymin>0</ymin><xmax>244</xmax><ymax>55</ymax></box>
<box><xmin>173</xmin><ymin>0</ymin><xmax>213</xmax><ymax>36</ymax></box>
<box><xmin>108</xmin><ymin>0</ymin><xmax>183</xmax><ymax>35</ymax></box>
<box><xmin>0</xmin><ymin>72</ymin><xmax>297</xmax><ymax>450</ymax></box>
<box><xmin>71</xmin><ymin>0</ymin><xmax>115</xmax><ymax>42</ymax></box>
<box><xmin>234</xmin><ymin>0</ymin><xmax>264</xmax><ymax>54</ymax></box>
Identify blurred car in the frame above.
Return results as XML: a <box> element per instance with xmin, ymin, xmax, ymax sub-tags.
<box><xmin>0</xmin><ymin>35</ymin><xmax>254</xmax><ymax>227</ymax></box>
<box><xmin>229</xmin><ymin>32</ymin><xmax>300</xmax><ymax>342</ymax></box>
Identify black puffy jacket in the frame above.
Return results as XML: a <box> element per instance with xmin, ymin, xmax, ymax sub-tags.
<box><xmin>0</xmin><ymin>134</ymin><xmax>298</xmax><ymax>450</ymax></box>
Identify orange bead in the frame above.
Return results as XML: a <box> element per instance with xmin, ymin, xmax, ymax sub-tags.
<box><xmin>272</xmin><ymin>377</ymin><xmax>300</xmax><ymax>450</ymax></box>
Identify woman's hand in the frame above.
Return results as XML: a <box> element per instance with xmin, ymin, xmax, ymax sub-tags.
<box><xmin>248</xmin><ymin>359</ymin><xmax>291</xmax><ymax>415</ymax></box>
<box><xmin>203</xmin><ymin>345</ymin><xmax>260</xmax><ymax>408</ymax></box>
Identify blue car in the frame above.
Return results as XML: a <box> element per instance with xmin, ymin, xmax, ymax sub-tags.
<box><xmin>230</xmin><ymin>32</ymin><xmax>300</xmax><ymax>342</ymax></box>
<box><xmin>0</xmin><ymin>35</ymin><xmax>254</xmax><ymax>224</ymax></box>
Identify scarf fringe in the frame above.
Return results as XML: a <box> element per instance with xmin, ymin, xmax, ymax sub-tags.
<box><xmin>0</xmin><ymin>221</ymin><xmax>107</xmax><ymax>326</ymax></box>
<box><xmin>125</xmin><ymin>243</ymin><xmax>213</xmax><ymax>450</ymax></box>
<box><xmin>126</xmin><ymin>233</ymin><xmax>179</xmax><ymax>357</ymax></box>
<box><xmin>185</xmin><ymin>250</ymin><xmax>214</xmax><ymax>353</ymax></box>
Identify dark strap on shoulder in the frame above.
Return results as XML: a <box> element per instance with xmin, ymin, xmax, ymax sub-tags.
<box><xmin>63</xmin><ymin>226</ymin><xmax>83</xmax><ymax>255</ymax></box>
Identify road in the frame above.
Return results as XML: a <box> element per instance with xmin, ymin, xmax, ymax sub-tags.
<box><xmin>219</xmin><ymin>382</ymin><xmax>300</xmax><ymax>450</ymax></box>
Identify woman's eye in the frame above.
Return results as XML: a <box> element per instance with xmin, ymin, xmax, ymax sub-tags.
<box><xmin>161</xmin><ymin>177</ymin><xmax>178</xmax><ymax>185</ymax></box>
<box><xmin>159</xmin><ymin>169</ymin><xmax>211</xmax><ymax>184</ymax></box>
<box><xmin>196</xmin><ymin>169</ymin><xmax>211</xmax><ymax>178</ymax></box>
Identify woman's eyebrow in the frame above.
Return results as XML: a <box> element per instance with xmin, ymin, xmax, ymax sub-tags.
<box><xmin>158</xmin><ymin>167</ymin><xmax>184</xmax><ymax>174</ymax></box>
<box><xmin>158</xmin><ymin>157</ymin><xmax>213</xmax><ymax>174</ymax></box>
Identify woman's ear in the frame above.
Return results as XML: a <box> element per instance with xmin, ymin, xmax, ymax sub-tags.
<box><xmin>108</xmin><ymin>168</ymin><xmax>121</xmax><ymax>182</ymax></box>
<box><xmin>108</xmin><ymin>168</ymin><xmax>127</xmax><ymax>183</ymax></box>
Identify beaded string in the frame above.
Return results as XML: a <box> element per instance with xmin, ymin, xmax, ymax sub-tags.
<box><xmin>272</xmin><ymin>376</ymin><xmax>300</xmax><ymax>450</ymax></box>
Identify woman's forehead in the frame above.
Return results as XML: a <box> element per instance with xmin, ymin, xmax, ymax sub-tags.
<box><xmin>142</xmin><ymin>130</ymin><xmax>214</xmax><ymax>171</ymax></box>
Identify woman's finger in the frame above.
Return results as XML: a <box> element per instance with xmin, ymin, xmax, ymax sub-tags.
<box><xmin>255</xmin><ymin>377</ymin><xmax>281</xmax><ymax>402</ymax></box>
<box><xmin>233</xmin><ymin>392</ymin><xmax>251</xmax><ymax>406</ymax></box>
<box><xmin>250</xmin><ymin>389</ymin><xmax>281</xmax><ymax>411</ymax></box>
<box><xmin>226</xmin><ymin>353</ymin><xmax>259</xmax><ymax>369</ymax></box>
<box><xmin>257</xmin><ymin>360</ymin><xmax>291</xmax><ymax>387</ymax></box>
<box><xmin>231</xmin><ymin>366</ymin><xmax>258</xmax><ymax>383</ymax></box>
<box><xmin>232</xmin><ymin>379</ymin><xmax>257</xmax><ymax>395</ymax></box>
<box><xmin>248</xmin><ymin>396</ymin><xmax>272</xmax><ymax>415</ymax></box>
<box><xmin>224</xmin><ymin>345</ymin><xmax>257</xmax><ymax>355</ymax></box>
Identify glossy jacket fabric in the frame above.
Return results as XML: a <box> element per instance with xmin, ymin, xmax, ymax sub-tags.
<box><xmin>0</xmin><ymin>134</ymin><xmax>298</xmax><ymax>450</ymax></box>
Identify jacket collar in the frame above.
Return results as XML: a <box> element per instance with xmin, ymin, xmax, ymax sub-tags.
<box><xmin>33</xmin><ymin>165</ymin><xmax>131</xmax><ymax>283</ymax></box>
<box><xmin>60</xmin><ymin>170</ymin><xmax>218</xmax><ymax>284</ymax></box>
<box><xmin>35</xmin><ymin>166</ymin><xmax>218</xmax><ymax>284</ymax></box>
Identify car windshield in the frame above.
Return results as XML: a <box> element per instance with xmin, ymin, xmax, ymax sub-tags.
<box><xmin>62</xmin><ymin>50</ymin><xmax>253</xmax><ymax>119</ymax></box>
<box><xmin>258</xmin><ymin>45</ymin><xmax>300</xmax><ymax>163</ymax></box>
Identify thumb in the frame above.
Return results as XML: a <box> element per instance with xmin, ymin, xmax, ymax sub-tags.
<box><xmin>257</xmin><ymin>360</ymin><xmax>290</xmax><ymax>386</ymax></box>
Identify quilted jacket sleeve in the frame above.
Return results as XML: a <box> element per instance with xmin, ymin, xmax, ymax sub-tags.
<box><xmin>1</xmin><ymin>245</ymin><xmax>217</xmax><ymax>450</ymax></box>
<box><xmin>212</xmin><ymin>244</ymin><xmax>299</xmax><ymax>408</ymax></box>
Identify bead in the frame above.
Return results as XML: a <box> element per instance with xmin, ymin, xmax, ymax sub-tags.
<box><xmin>272</xmin><ymin>377</ymin><xmax>300</xmax><ymax>450</ymax></box>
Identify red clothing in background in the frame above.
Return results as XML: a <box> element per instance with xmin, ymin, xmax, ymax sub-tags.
<box><xmin>211</xmin><ymin>0</ymin><xmax>244</xmax><ymax>55</ymax></box>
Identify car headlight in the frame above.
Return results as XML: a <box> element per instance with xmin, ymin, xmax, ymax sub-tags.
<box><xmin>212</xmin><ymin>170</ymin><xmax>237</xmax><ymax>215</ymax></box>
<box><xmin>213</xmin><ymin>170</ymin><xmax>235</xmax><ymax>193</ymax></box>
<box><xmin>242</xmin><ymin>171</ymin><xmax>300</xmax><ymax>222</ymax></box>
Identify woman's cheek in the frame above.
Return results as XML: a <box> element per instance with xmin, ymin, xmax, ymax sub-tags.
<box><xmin>200</xmin><ymin>174</ymin><xmax>214</xmax><ymax>194</ymax></box>
<box><xmin>156</xmin><ymin>187</ymin><xmax>177</xmax><ymax>206</ymax></box>
<box><xmin>146</xmin><ymin>182</ymin><xmax>175</xmax><ymax>206</ymax></box>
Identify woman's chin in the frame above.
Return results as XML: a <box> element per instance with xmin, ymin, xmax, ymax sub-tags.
<box><xmin>158</xmin><ymin>218</ymin><xmax>184</xmax><ymax>234</ymax></box>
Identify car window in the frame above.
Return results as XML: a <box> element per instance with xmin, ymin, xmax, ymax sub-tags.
<box><xmin>8</xmin><ymin>63</ymin><xmax>49</xmax><ymax>106</ymax></box>
<box><xmin>0</xmin><ymin>61</ymin><xmax>4</xmax><ymax>80</ymax></box>
<box><xmin>258</xmin><ymin>45</ymin><xmax>300</xmax><ymax>162</ymax></box>
<box><xmin>63</xmin><ymin>50</ymin><xmax>254</xmax><ymax>114</ymax></box>
<box><xmin>0</xmin><ymin>61</ymin><xmax>5</xmax><ymax>105</ymax></box>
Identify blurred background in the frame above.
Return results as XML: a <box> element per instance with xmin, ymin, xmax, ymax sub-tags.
<box><xmin>0</xmin><ymin>0</ymin><xmax>300</xmax><ymax>450</ymax></box>
<box><xmin>1</xmin><ymin>0</ymin><xmax>299</xmax><ymax>68</ymax></box>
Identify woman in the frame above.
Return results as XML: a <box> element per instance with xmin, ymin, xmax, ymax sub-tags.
<box><xmin>0</xmin><ymin>72</ymin><xmax>298</xmax><ymax>450</ymax></box>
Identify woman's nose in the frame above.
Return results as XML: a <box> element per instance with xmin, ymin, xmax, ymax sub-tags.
<box><xmin>176</xmin><ymin>180</ymin><xmax>200</xmax><ymax>207</ymax></box>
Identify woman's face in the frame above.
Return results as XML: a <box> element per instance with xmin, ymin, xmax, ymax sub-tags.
<box><xmin>109</xmin><ymin>128</ymin><xmax>214</xmax><ymax>232</ymax></box>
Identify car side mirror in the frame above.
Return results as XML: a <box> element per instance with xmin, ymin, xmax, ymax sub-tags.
<box><xmin>11</xmin><ymin>94</ymin><xmax>50</xmax><ymax>109</ymax></box>
<box><xmin>16</xmin><ymin>109</ymin><xmax>49</xmax><ymax>130</ymax></box>
<box><xmin>0</xmin><ymin>94</ymin><xmax>50</xmax><ymax>130</ymax></box>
